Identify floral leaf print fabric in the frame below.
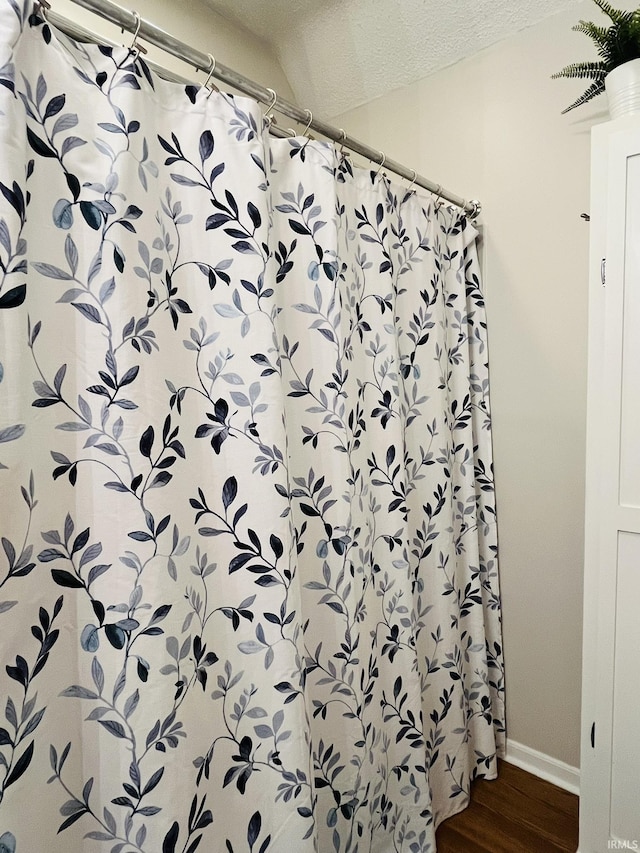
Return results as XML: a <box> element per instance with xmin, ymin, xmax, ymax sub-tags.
<box><xmin>0</xmin><ymin>3</ymin><xmax>504</xmax><ymax>851</ymax></box>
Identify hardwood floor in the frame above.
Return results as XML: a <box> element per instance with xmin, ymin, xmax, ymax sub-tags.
<box><xmin>435</xmin><ymin>760</ymin><xmax>579</xmax><ymax>853</ymax></box>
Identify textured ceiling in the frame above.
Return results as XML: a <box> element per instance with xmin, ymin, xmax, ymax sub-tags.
<box><xmin>204</xmin><ymin>0</ymin><xmax>584</xmax><ymax>117</ymax></box>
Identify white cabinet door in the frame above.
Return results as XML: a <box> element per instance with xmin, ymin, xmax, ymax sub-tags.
<box><xmin>580</xmin><ymin>120</ymin><xmax>640</xmax><ymax>853</ymax></box>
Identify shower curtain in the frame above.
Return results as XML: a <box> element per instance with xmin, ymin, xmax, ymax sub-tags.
<box><xmin>0</xmin><ymin>3</ymin><xmax>504</xmax><ymax>851</ymax></box>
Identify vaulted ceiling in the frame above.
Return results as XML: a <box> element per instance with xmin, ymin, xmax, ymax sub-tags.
<box><xmin>204</xmin><ymin>0</ymin><xmax>585</xmax><ymax>118</ymax></box>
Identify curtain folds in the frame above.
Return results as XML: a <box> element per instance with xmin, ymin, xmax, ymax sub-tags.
<box><xmin>0</xmin><ymin>3</ymin><xmax>504</xmax><ymax>851</ymax></box>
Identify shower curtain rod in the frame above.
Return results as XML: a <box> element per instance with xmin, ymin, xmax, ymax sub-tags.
<box><xmin>43</xmin><ymin>0</ymin><xmax>481</xmax><ymax>219</ymax></box>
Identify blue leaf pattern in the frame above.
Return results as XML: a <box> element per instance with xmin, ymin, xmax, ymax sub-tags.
<box><xmin>0</xmin><ymin>3</ymin><xmax>504</xmax><ymax>851</ymax></box>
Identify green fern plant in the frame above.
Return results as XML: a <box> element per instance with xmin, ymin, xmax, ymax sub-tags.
<box><xmin>552</xmin><ymin>0</ymin><xmax>640</xmax><ymax>113</ymax></box>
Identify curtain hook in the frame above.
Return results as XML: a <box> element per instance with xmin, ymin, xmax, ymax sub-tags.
<box><xmin>302</xmin><ymin>109</ymin><xmax>313</xmax><ymax>137</ymax></box>
<box><xmin>264</xmin><ymin>88</ymin><xmax>278</xmax><ymax>126</ymax></box>
<box><xmin>407</xmin><ymin>169</ymin><xmax>418</xmax><ymax>194</ymax></box>
<box><xmin>433</xmin><ymin>184</ymin><xmax>443</xmax><ymax>208</ymax></box>
<box><xmin>36</xmin><ymin>0</ymin><xmax>51</xmax><ymax>16</ymax></box>
<box><xmin>129</xmin><ymin>11</ymin><xmax>147</xmax><ymax>57</ymax></box>
<box><xmin>203</xmin><ymin>54</ymin><xmax>218</xmax><ymax>98</ymax></box>
<box><xmin>375</xmin><ymin>151</ymin><xmax>386</xmax><ymax>179</ymax></box>
<box><xmin>466</xmin><ymin>200</ymin><xmax>481</xmax><ymax>219</ymax></box>
<box><xmin>265</xmin><ymin>88</ymin><xmax>277</xmax><ymax>112</ymax></box>
<box><xmin>337</xmin><ymin>128</ymin><xmax>349</xmax><ymax>156</ymax></box>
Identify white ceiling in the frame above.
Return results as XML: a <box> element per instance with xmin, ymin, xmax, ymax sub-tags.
<box><xmin>204</xmin><ymin>0</ymin><xmax>584</xmax><ymax>117</ymax></box>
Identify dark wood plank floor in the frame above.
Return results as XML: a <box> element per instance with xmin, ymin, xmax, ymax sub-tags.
<box><xmin>435</xmin><ymin>760</ymin><xmax>579</xmax><ymax>853</ymax></box>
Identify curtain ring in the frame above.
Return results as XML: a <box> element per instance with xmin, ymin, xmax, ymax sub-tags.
<box><xmin>433</xmin><ymin>184</ymin><xmax>443</xmax><ymax>208</ymax></box>
<box><xmin>375</xmin><ymin>151</ymin><xmax>386</xmax><ymax>179</ymax></box>
<box><xmin>407</xmin><ymin>169</ymin><xmax>418</xmax><ymax>194</ymax></box>
<box><xmin>203</xmin><ymin>54</ymin><xmax>218</xmax><ymax>98</ymax></box>
<box><xmin>129</xmin><ymin>12</ymin><xmax>147</xmax><ymax>57</ymax></box>
<box><xmin>36</xmin><ymin>0</ymin><xmax>51</xmax><ymax>16</ymax></box>
<box><xmin>459</xmin><ymin>199</ymin><xmax>479</xmax><ymax>218</ymax></box>
<box><xmin>468</xmin><ymin>199</ymin><xmax>482</xmax><ymax>219</ymax></box>
<box><xmin>302</xmin><ymin>109</ymin><xmax>313</xmax><ymax>137</ymax></box>
<box><xmin>264</xmin><ymin>88</ymin><xmax>278</xmax><ymax>126</ymax></box>
<box><xmin>337</xmin><ymin>128</ymin><xmax>348</xmax><ymax>156</ymax></box>
<box><xmin>265</xmin><ymin>88</ymin><xmax>278</xmax><ymax>111</ymax></box>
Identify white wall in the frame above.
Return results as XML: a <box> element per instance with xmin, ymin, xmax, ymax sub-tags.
<box><xmin>332</xmin><ymin>2</ymin><xmax>627</xmax><ymax>770</ymax></box>
<box><xmin>52</xmin><ymin>0</ymin><xmax>294</xmax><ymax>101</ymax></box>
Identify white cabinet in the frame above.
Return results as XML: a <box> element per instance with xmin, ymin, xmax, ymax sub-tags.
<box><xmin>580</xmin><ymin>115</ymin><xmax>640</xmax><ymax>853</ymax></box>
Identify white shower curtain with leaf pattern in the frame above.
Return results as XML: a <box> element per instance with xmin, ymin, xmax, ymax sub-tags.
<box><xmin>0</xmin><ymin>3</ymin><xmax>505</xmax><ymax>852</ymax></box>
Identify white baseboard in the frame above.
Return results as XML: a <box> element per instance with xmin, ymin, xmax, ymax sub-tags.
<box><xmin>503</xmin><ymin>738</ymin><xmax>580</xmax><ymax>796</ymax></box>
